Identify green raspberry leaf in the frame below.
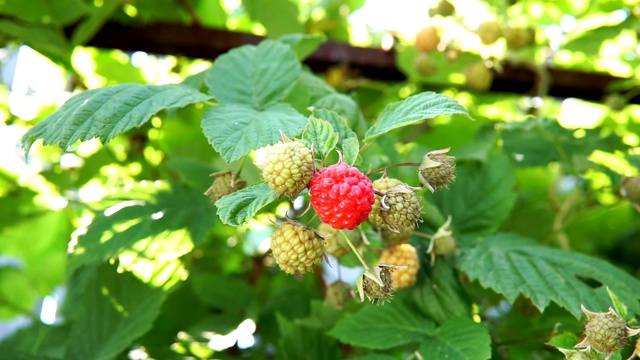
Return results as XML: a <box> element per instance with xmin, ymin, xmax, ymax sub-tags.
<box><xmin>302</xmin><ymin>117</ymin><xmax>339</xmax><ymax>160</ymax></box>
<box><xmin>215</xmin><ymin>183</ymin><xmax>279</xmax><ymax>226</ymax></box>
<box><xmin>202</xmin><ymin>103</ymin><xmax>308</xmax><ymax>163</ymax></box>
<box><xmin>204</xmin><ymin>40</ymin><xmax>301</xmax><ymax>109</ymax></box>
<box><xmin>278</xmin><ymin>33</ymin><xmax>326</xmax><ymax>60</ymax></box>
<box><xmin>311</xmin><ymin>108</ymin><xmax>357</xmax><ymax>144</ymax></box>
<box><xmin>456</xmin><ymin>233</ymin><xmax>640</xmax><ymax>318</ymax></box>
<box><xmin>328</xmin><ymin>301</ymin><xmax>436</xmax><ymax>350</ymax></box>
<box><xmin>418</xmin><ymin>317</ymin><xmax>491</xmax><ymax>360</ymax></box>
<box><xmin>364</xmin><ymin>92</ymin><xmax>472</xmax><ymax>142</ymax></box>
<box><xmin>342</xmin><ymin>138</ymin><xmax>359</xmax><ymax>166</ymax></box>
<box><xmin>20</xmin><ymin>84</ymin><xmax>211</xmax><ymax>153</ymax></box>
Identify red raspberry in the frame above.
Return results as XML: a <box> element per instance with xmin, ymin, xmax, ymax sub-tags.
<box><xmin>309</xmin><ymin>161</ymin><xmax>375</xmax><ymax>230</ymax></box>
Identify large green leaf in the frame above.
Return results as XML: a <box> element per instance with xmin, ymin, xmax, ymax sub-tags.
<box><xmin>328</xmin><ymin>301</ymin><xmax>436</xmax><ymax>350</ymax></box>
<box><xmin>68</xmin><ymin>182</ymin><xmax>214</xmax><ymax>274</ymax></box>
<box><xmin>364</xmin><ymin>92</ymin><xmax>471</xmax><ymax>142</ymax></box>
<box><xmin>201</xmin><ymin>103</ymin><xmax>307</xmax><ymax>162</ymax></box>
<box><xmin>204</xmin><ymin>40</ymin><xmax>301</xmax><ymax>108</ymax></box>
<box><xmin>215</xmin><ymin>183</ymin><xmax>279</xmax><ymax>226</ymax></box>
<box><xmin>65</xmin><ymin>264</ymin><xmax>170</xmax><ymax>360</ymax></box>
<box><xmin>430</xmin><ymin>152</ymin><xmax>517</xmax><ymax>235</ymax></box>
<box><xmin>456</xmin><ymin>233</ymin><xmax>640</xmax><ymax>318</ymax></box>
<box><xmin>21</xmin><ymin>84</ymin><xmax>211</xmax><ymax>152</ymax></box>
<box><xmin>418</xmin><ymin>317</ymin><xmax>491</xmax><ymax>360</ymax></box>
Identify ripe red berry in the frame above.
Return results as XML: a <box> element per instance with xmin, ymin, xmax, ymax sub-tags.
<box><xmin>309</xmin><ymin>161</ymin><xmax>375</xmax><ymax>230</ymax></box>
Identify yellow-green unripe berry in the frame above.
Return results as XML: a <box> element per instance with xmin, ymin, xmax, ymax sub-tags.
<box><xmin>262</xmin><ymin>140</ymin><xmax>314</xmax><ymax>196</ymax></box>
<box><xmin>270</xmin><ymin>221</ymin><xmax>324</xmax><ymax>275</ymax></box>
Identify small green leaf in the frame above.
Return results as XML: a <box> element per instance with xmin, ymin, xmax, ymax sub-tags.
<box><xmin>364</xmin><ymin>92</ymin><xmax>471</xmax><ymax>142</ymax></box>
<box><xmin>302</xmin><ymin>117</ymin><xmax>339</xmax><ymax>160</ymax></box>
<box><xmin>342</xmin><ymin>138</ymin><xmax>359</xmax><ymax>166</ymax></box>
<box><xmin>278</xmin><ymin>33</ymin><xmax>326</xmax><ymax>60</ymax></box>
<box><xmin>202</xmin><ymin>103</ymin><xmax>308</xmax><ymax>163</ymax></box>
<box><xmin>311</xmin><ymin>108</ymin><xmax>357</xmax><ymax>144</ymax></box>
<box><xmin>21</xmin><ymin>84</ymin><xmax>211</xmax><ymax>152</ymax></box>
<box><xmin>456</xmin><ymin>233</ymin><xmax>640</xmax><ymax>318</ymax></box>
<box><xmin>430</xmin><ymin>152</ymin><xmax>517</xmax><ymax>235</ymax></box>
<box><xmin>204</xmin><ymin>40</ymin><xmax>301</xmax><ymax>108</ymax></box>
<box><xmin>328</xmin><ymin>301</ymin><xmax>436</xmax><ymax>350</ymax></box>
<box><xmin>546</xmin><ymin>332</ymin><xmax>580</xmax><ymax>350</ymax></box>
<box><xmin>215</xmin><ymin>183</ymin><xmax>279</xmax><ymax>226</ymax></box>
<box><xmin>606</xmin><ymin>287</ymin><xmax>628</xmax><ymax>320</ymax></box>
<box><xmin>418</xmin><ymin>317</ymin><xmax>491</xmax><ymax>360</ymax></box>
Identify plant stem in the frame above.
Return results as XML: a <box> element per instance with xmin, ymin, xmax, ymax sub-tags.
<box><xmin>411</xmin><ymin>230</ymin><xmax>434</xmax><ymax>240</ymax></box>
<box><xmin>367</xmin><ymin>162</ymin><xmax>421</xmax><ymax>176</ymax></box>
<box><xmin>340</xmin><ymin>230</ymin><xmax>370</xmax><ymax>271</ymax></box>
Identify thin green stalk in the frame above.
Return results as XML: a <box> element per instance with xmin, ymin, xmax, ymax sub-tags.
<box><xmin>340</xmin><ymin>230</ymin><xmax>370</xmax><ymax>271</ymax></box>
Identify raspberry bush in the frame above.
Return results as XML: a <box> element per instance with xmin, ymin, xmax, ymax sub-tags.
<box><xmin>3</xmin><ymin>3</ymin><xmax>640</xmax><ymax>360</ymax></box>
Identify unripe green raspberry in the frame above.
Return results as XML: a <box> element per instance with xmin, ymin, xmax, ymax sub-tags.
<box><xmin>324</xmin><ymin>280</ymin><xmax>353</xmax><ymax>309</ymax></box>
<box><xmin>369</xmin><ymin>177</ymin><xmax>404</xmax><ymax>228</ymax></box>
<box><xmin>464</xmin><ymin>62</ymin><xmax>493</xmax><ymax>92</ymax></box>
<box><xmin>576</xmin><ymin>305</ymin><xmax>640</xmax><ymax>357</ymax></box>
<box><xmin>429</xmin><ymin>0</ymin><xmax>455</xmax><ymax>17</ymax></box>
<box><xmin>504</xmin><ymin>26</ymin><xmax>535</xmax><ymax>50</ymax></box>
<box><xmin>270</xmin><ymin>221</ymin><xmax>324</xmax><ymax>275</ymax></box>
<box><xmin>418</xmin><ymin>147</ymin><xmax>456</xmax><ymax>192</ymax></box>
<box><xmin>415</xmin><ymin>26</ymin><xmax>440</xmax><ymax>52</ymax></box>
<box><xmin>476</xmin><ymin>21</ymin><xmax>503</xmax><ymax>45</ymax></box>
<box><xmin>318</xmin><ymin>223</ymin><xmax>361</xmax><ymax>258</ymax></box>
<box><xmin>415</xmin><ymin>51</ymin><xmax>438</xmax><ymax>76</ymax></box>
<box><xmin>262</xmin><ymin>140</ymin><xmax>314</xmax><ymax>196</ymax></box>
<box><xmin>204</xmin><ymin>171</ymin><xmax>247</xmax><ymax>201</ymax></box>
<box><xmin>379</xmin><ymin>185</ymin><xmax>423</xmax><ymax>233</ymax></box>
<box><xmin>378</xmin><ymin>244</ymin><xmax>420</xmax><ymax>289</ymax></box>
<box><xmin>381</xmin><ymin>228</ymin><xmax>412</xmax><ymax>248</ymax></box>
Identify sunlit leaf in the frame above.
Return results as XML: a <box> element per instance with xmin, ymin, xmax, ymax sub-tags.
<box><xmin>365</xmin><ymin>92</ymin><xmax>472</xmax><ymax>142</ymax></box>
<box><xmin>21</xmin><ymin>84</ymin><xmax>211</xmax><ymax>152</ymax></box>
